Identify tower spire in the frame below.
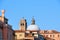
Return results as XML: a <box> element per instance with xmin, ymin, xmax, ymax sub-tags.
<box><xmin>31</xmin><ymin>17</ymin><xmax>35</xmax><ymax>25</ymax></box>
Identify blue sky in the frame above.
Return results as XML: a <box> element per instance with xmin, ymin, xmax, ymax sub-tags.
<box><xmin>0</xmin><ymin>0</ymin><xmax>60</xmax><ymax>31</ymax></box>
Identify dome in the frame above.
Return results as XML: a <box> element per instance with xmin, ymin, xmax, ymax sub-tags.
<box><xmin>27</xmin><ymin>17</ymin><xmax>40</xmax><ymax>31</ymax></box>
<box><xmin>27</xmin><ymin>24</ymin><xmax>40</xmax><ymax>30</ymax></box>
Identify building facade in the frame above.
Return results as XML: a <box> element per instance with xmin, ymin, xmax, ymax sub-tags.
<box><xmin>0</xmin><ymin>10</ymin><xmax>60</xmax><ymax>40</ymax></box>
<box><xmin>40</xmin><ymin>30</ymin><xmax>60</xmax><ymax>40</ymax></box>
<box><xmin>0</xmin><ymin>10</ymin><xmax>15</xmax><ymax>40</ymax></box>
<box><xmin>15</xmin><ymin>17</ymin><xmax>60</xmax><ymax>40</ymax></box>
<box><xmin>15</xmin><ymin>18</ymin><xmax>44</xmax><ymax>40</ymax></box>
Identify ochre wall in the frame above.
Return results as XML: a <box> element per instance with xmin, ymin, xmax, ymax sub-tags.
<box><xmin>15</xmin><ymin>32</ymin><xmax>25</xmax><ymax>39</ymax></box>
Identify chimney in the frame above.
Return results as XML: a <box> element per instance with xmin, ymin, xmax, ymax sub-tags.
<box><xmin>1</xmin><ymin>10</ymin><xmax>5</xmax><ymax>17</ymax></box>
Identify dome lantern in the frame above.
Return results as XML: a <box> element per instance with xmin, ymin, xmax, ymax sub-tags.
<box><xmin>31</xmin><ymin>17</ymin><xmax>35</xmax><ymax>25</ymax></box>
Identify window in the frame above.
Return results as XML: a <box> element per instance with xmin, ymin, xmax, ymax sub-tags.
<box><xmin>53</xmin><ymin>35</ymin><xmax>54</xmax><ymax>37</ymax></box>
<box><xmin>20</xmin><ymin>34</ymin><xmax>22</xmax><ymax>36</ymax></box>
<box><xmin>32</xmin><ymin>33</ymin><xmax>34</xmax><ymax>36</ymax></box>
<box><xmin>30</xmin><ymin>31</ymin><xmax>32</xmax><ymax>33</ymax></box>
<box><xmin>50</xmin><ymin>35</ymin><xmax>52</xmax><ymax>37</ymax></box>
<box><xmin>46</xmin><ymin>35</ymin><xmax>48</xmax><ymax>37</ymax></box>
<box><xmin>58</xmin><ymin>34</ymin><xmax>60</xmax><ymax>37</ymax></box>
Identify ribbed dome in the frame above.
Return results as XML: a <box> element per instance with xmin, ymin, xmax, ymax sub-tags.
<box><xmin>27</xmin><ymin>25</ymin><xmax>40</xmax><ymax>30</ymax></box>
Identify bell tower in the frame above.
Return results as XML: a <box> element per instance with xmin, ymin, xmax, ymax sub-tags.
<box><xmin>20</xmin><ymin>18</ymin><xmax>27</xmax><ymax>31</ymax></box>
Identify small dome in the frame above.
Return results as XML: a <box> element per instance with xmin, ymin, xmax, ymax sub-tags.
<box><xmin>27</xmin><ymin>25</ymin><xmax>40</xmax><ymax>31</ymax></box>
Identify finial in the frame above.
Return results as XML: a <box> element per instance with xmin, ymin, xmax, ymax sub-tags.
<box><xmin>22</xmin><ymin>17</ymin><xmax>24</xmax><ymax>19</ymax></box>
<box><xmin>21</xmin><ymin>17</ymin><xmax>24</xmax><ymax>19</ymax></box>
<box><xmin>1</xmin><ymin>10</ymin><xmax>5</xmax><ymax>17</ymax></box>
<box><xmin>21</xmin><ymin>17</ymin><xmax>26</xmax><ymax>21</ymax></box>
<box><xmin>1</xmin><ymin>10</ymin><xmax>5</xmax><ymax>13</ymax></box>
<box><xmin>31</xmin><ymin>17</ymin><xmax>35</xmax><ymax>25</ymax></box>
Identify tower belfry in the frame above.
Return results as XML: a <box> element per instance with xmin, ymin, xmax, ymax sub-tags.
<box><xmin>20</xmin><ymin>17</ymin><xmax>27</xmax><ymax>31</ymax></box>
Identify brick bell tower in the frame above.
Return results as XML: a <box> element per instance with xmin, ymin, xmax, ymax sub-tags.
<box><xmin>20</xmin><ymin>17</ymin><xmax>27</xmax><ymax>31</ymax></box>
